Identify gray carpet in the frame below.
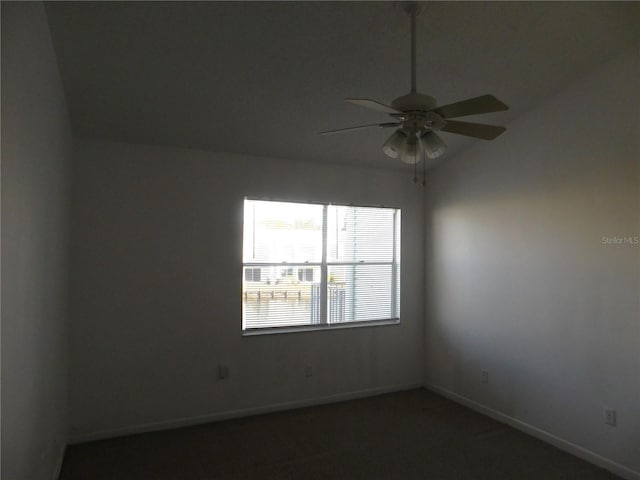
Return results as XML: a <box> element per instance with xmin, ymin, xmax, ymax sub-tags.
<box><xmin>59</xmin><ymin>389</ymin><xmax>620</xmax><ymax>479</ymax></box>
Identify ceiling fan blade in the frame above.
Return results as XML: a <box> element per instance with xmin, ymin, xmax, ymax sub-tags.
<box><xmin>345</xmin><ymin>98</ymin><xmax>401</xmax><ymax>114</ymax></box>
<box><xmin>440</xmin><ymin>120</ymin><xmax>506</xmax><ymax>140</ymax></box>
<box><xmin>318</xmin><ymin>123</ymin><xmax>399</xmax><ymax>136</ymax></box>
<box><xmin>434</xmin><ymin>95</ymin><xmax>508</xmax><ymax>119</ymax></box>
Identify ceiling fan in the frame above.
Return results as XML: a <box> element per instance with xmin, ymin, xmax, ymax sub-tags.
<box><xmin>319</xmin><ymin>2</ymin><xmax>508</xmax><ymax>165</ymax></box>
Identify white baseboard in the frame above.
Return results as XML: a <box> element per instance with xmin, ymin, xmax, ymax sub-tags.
<box><xmin>424</xmin><ymin>383</ymin><xmax>639</xmax><ymax>480</ymax></box>
<box><xmin>52</xmin><ymin>443</ymin><xmax>66</xmax><ymax>480</ymax></box>
<box><xmin>69</xmin><ymin>382</ymin><xmax>422</xmax><ymax>445</ymax></box>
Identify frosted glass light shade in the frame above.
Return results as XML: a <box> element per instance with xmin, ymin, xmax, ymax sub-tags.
<box><xmin>422</xmin><ymin>131</ymin><xmax>447</xmax><ymax>159</ymax></box>
<box><xmin>399</xmin><ymin>134</ymin><xmax>423</xmax><ymax>164</ymax></box>
<box><xmin>382</xmin><ymin>130</ymin><xmax>407</xmax><ymax>159</ymax></box>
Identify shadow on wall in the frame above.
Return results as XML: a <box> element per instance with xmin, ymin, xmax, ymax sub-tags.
<box><xmin>423</xmin><ymin>47</ymin><xmax>639</xmax><ymax>438</ymax></box>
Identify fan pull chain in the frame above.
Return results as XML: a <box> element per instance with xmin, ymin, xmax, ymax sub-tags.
<box><xmin>422</xmin><ymin>154</ymin><xmax>426</xmax><ymax>187</ymax></box>
<box><xmin>413</xmin><ymin>158</ymin><xmax>418</xmax><ymax>184</ymax></box>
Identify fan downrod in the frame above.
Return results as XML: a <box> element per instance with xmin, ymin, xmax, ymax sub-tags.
<box><xmin>397</xmin><ymin>1</ymin><xmax>422</xmax><ymax>17</ymax></box>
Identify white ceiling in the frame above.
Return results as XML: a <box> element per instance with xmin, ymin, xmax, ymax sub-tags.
<box><xmin>45</xmin><ymin>1</ymin><xmax>640</xmax><ymax>170</ymax></box>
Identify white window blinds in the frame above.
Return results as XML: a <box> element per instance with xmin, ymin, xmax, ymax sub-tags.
<box><xmin>242</xmin><ymin>199</ymin><xmax>400</xmax><ymax>332</ymax></box>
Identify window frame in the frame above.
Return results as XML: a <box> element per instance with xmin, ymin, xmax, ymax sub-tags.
<box><xmin>242</xmin><ymin>197</ymin><xmax>401</xmax><ymax>336</ymax></box>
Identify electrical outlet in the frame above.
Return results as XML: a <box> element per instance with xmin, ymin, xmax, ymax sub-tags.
<box><xmin>481</xmin><ymin>370</ymin><xmax>489</xmax><ymax>384</ymax></box>
<box><xmin>218</xmin><ymin>364</ymin><xmax>229</xmax><ymax>380</ymax></box>
<box><xmin>305</xmin><ymin>365</ymin><xmax>313</xmax><ymax>377</ymax></box>
<box><xmin>604</xmin><ymin>408</ymin><xmax>616</xmax><ymax>426</ymax></box>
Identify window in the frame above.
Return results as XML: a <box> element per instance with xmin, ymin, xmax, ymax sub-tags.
<box><xmin>297</xmin><ymin>268</ymin><xmax>314</xmax><ymax>282</ymax></box>
<box><xmin>242</xmin><ymin>199</ymin><xmax>400</xmax><ymax>333</ymax></box>
<box><xmin>244</xmin><ymin>267</ymin><xmax>261</xmax><ymax>282</ymax></box>
<box><xmin>282</xmin><ymin>267</ymin><xmax>294</xmax><ymax>277</ymax></box>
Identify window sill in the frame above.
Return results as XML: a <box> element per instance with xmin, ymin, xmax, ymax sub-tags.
<box><xmin>242</xmin><ymin>318</ymin><xmax>400</xmax><ymax>337</ymax></box>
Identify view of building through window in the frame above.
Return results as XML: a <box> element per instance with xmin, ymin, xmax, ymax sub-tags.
<box><xmin>242</xmin><ymin>199</ymin><xmax>400</xmax><ymax>331</ymax></box>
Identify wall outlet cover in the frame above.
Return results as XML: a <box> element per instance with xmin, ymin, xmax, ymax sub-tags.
<box><xmin>604</xmin><ymin>408</ymin><xmax>616</xmax><ymax>426</ymax></box>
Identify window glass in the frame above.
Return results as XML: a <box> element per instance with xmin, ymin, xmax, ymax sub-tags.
<box><xmin>242</xmin><ymin>199</ymin><xmax>400</xmax><ymax>333</ymax></box>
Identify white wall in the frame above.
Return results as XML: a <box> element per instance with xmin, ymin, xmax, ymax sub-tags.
<box><xmin>424</xmin><ymin>46</ymin><xmax>639</xmax><ymax>477</ymax></box>
<box><xmin>69</xmin><ymin>139</ymin><xmax>424</xmax><ymax>440</ymax></box>
<box><xmin>1</xmin><ymin>3</ymin><xmax>73</xmax><ymax>479</ymax></box>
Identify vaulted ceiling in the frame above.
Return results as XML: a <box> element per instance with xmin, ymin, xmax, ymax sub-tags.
<box><xmin>46</xmin><ymin>2</ymin><xmax>640</xmax><ymax>170</ymax></box>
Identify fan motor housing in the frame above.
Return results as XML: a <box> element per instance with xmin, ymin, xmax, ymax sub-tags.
<box><xmin>391</xmin><ymin>92</ymin><xmax>437</xmax><ymax>112</ymax></box>
<box><xmin>399</xmin><ymin>111</ymin><xmax>446</xmax><ymax>137</ymax></box>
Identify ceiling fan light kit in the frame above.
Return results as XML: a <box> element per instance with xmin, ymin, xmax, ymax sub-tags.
<box><xmin>399</xmin><ymin>134</ymin><xmax>423</xmax><ymax>164</ymax></box>
<box><xmin>319</xmin><ymin>1</ymin><xmax>509</xmax><ymax>177</ymax></box>
<box><xmin>382</xmin><ymin>130</ymin><xmax>406</xmax><ymax>159</ymax></box>
<box><xmin>422</xmin><ymin>131</ymin><xmax>447</xmax><ymax>160</ymax></box>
